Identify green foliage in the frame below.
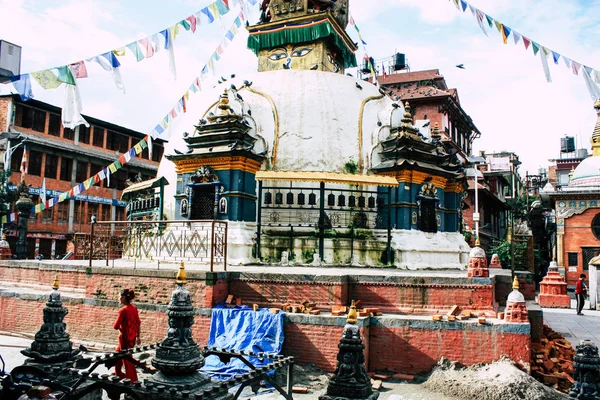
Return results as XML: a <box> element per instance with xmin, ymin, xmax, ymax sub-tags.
<box><xmin>301</xmin><ymin>249</ymin><xmax>314</xmax><ymax>264</ymax></box>
<box><xmin>0</xmin><ymin>169</ymin><xmax>17</xmax><ymax>217</ymax></box>
<box><xmin>343</xmin><ymin>158</ymin><xmax>358</xmax><ymax>174</ymax></box>
<box><xmin>490</xmin><ymin>240</ymin><xmax>512</xmax><ymax>268</ymax></box>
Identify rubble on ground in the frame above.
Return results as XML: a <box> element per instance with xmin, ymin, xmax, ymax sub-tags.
<box><xmin>530</xmin><ymin>324</ymin><xmax>575</xmax><ymax>392</ymax></box>
<box><xmin>423</xmin><ymin>357</ymin><xmax>568</xmax><ymax>400</ymax></box>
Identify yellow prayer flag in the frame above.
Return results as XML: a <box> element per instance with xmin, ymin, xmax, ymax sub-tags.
<box><xmin>134</xmin><ymin>143</ymin><xmax>143</xmax><ymax>154</ymax></box>
<box><xmin>108</xmin><ymin>163</ymin><xmax>118</xmax><ymax>173</ymax></box>
<box><xmin>500</xmin><ymin>24</ymin><xmax>507</xmax><ymax>44</ymax></box>
<box><xmin>184</xmin><ymin>91</ymin><xmax>190</xmax><ymax>101</ymax></box>
<box><xmin>170</xmin><ymin>24</ymin><xmax>181</xmax><ymax>40</ymax></box>
<box><xmin>209</xmin><ymin>4</ymin><xmax>219</xmax><ymax>20</ymax></box>
<box><xmin>113</xmin><ymin>47</ymin><xmax>127</xmax><ymax>57</ymax></box>
<box><xmin>493</xmin><ymin>20</ymin><xmax>502</xmax><ymax>33</ymax></box>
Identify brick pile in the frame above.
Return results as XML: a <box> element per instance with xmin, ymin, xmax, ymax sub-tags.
<box><xmin>531</xmin><ymin>324</ymin><xmax>575</xmax><ymax>393</ymax></box>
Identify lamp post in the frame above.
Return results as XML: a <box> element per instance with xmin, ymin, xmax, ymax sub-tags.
<box><xmin>467</xmin><ymin>156</ymin><xmax>486</xmax><ymax>245</ymax></box>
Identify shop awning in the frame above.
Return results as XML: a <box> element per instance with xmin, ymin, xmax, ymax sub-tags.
<box><xmin>255</xmin><ymin>171</ymin><xmax>398</xmax><ymax>187</ymax></box>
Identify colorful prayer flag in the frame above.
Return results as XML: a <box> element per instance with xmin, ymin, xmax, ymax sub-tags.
<box><xmin>70</xmin><ymin>61</ymin><xmax>88</xmax><ymax>78</ymax></box>
<box><xmin>11</xmin><ymin>74</ymin><xmax>34</xmax><ymax>101</ymax></box>
<box><xmin>31</xmin><ymin>70</ymin><xmax>63</xmax><ymax>90</ymax></box>
<box><xmin>126</xmin><ymin>42</ymin><xmax>145</xmax><ymax>62</ymax></box>
<box><xmin>20</xmin><ymin>145</ymin><xmax>27</xmax><ymax>175</ymax></box>
<box><xmin>56</xmin><ymin>66</ymin><xmax>75</xmax><ymax>85</ymax></box>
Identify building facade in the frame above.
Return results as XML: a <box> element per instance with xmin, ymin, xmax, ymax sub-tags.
<box><xmin>0</xmin><ymin>95</ymin><xmax>165</xmax><ymax>259</ymax></box>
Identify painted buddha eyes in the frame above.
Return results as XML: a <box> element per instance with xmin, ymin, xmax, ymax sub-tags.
<box><xmin>269</xmin><ymin>52</ymin><xmax>288</xmax><ymax>61</ymax></box>
<box><xmin>291</xmin><ymin>48</ymin><xmax>312</xmax><ymax>57</ymax></box>
<box><xmin>327</xmin><ymin>53</ymin><xmax>341</xmax><ymax>72</ymax></box>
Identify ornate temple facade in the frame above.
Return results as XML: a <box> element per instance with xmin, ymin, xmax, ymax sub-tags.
<box><xmin>159</xmin><ymin>0</ymin><xmax>471</xmax><ymax>268</ymax></box>
<box><xmin>549</xmin><ymin>100</ymin><xmax>600</xmax><ymax>286</ymax></box>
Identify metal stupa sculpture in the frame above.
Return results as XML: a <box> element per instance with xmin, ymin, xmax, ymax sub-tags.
<box><xmin>568</xmin><ymin>340</ymin><xmax>600</xmax><ymax>399</ymax></box>
<box><xmin>151</xmin><ymin>262</ymin><xmax>210</xmax><ymax>388</ymax></box>
<box><xmin>22</xmin><ymin>275</ymin><xmax>80</xmax><ymax>363</ymax></box>
<box><xmin>320</xmin><ymin>300</ymin><xmax>379</xmax><ymax>400</ymax></box>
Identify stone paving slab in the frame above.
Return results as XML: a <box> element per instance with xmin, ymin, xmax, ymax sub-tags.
<box><xmin>542</xmin><ymin>298</ymin><xmax>600</xmax><ymax>347</ymax></box>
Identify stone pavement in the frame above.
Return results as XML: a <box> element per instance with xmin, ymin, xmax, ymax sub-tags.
<box><xmin>542</xmin><ymin>298</ymin><xmax>600</xmax><ymax>347</ymax></box>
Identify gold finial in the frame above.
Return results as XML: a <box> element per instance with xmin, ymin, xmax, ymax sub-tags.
<box><xmin>52</xmin><ymin>274</ymin><xmax>59</xmax><ymax>290</ymax></box>
<box><xmin>512</xmin><ymin>276</ymin><xmax>520</xmax><ymax>290</ymax></box>
<box><xmin>176</xmin><ymin>261</ymin><xmax>187</xmax><ymax>285</ymax></box>
<box><xmin>401</xmin><ymin>102</ymin><xmax>413</xmax><ymax>127</ymax></box>
<box><xmin>431</xmin><ymin>122</ymin><xmax>441</xmax><ymax>141</ymax></box>
<box><xmin>475</xmin><ymin>238</ymin><xmax>480</xmax><ymax>247</ymax></box>
<box><xmin>569</xmin><ymin>167</ymin><xmax>575</xmax><ymax>182</ymax></box>
<box><xmin>592</xmin><ymin>100</ymin><xmax>600</xmax><ymax>157</ymax></box>
<box><xmin>346</xmin><ymin>300</ymin><xmax>358</xmax><ymax>324</ymax></box>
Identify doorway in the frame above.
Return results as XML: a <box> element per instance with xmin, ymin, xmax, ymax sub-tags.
<box><xmin>191</xmin><ymin>185</ymin><xmax>216</xmax><ymax>220</ymax></box>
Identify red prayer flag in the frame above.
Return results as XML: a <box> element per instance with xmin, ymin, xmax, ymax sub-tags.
<box><xmin>170</xmin><ymin>108</ymin><xmax>178</xmax><ymax>119</ymax></box>
<box><xmin>186</xmin><ymin>15</ymin><xmax>197</xmax><ymax>33</ymax></box>
<box><xmin>20</xmin><ymin>145</ymin><xmax>27</xmax><ymax>175</ymax></box>
<box><xmin>522</xmin><ymin>36</ymin><xmax>531</xmax><ymax>50</ymax></box>
<box><xmin>70</xmin><ymin>61</ymin><xmax>88</xmax><ymax>78</ymax></box>
<box><xmin>118</xmin><ymin>154</ymin><xmax>126</xmax><ymax>165</ymax></box>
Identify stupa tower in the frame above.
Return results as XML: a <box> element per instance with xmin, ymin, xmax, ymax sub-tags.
<box><xmin>248</xmin><ymin>0</ymin><xmax>357</xmax><ymax>73</ymax></box>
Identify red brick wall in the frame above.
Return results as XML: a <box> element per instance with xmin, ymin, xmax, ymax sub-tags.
<box><xmin>229</xmin><ymin>279</ymin><xmax>347</xmax><ymax>309</ymax></box>
<box><xmin>0</xmin><ymin>265</ymin><xmax>86</xmax><ymax>290</ymax></box>
<box><xmin>351</xmin><ymin>282</ymin><xmax>496</xmax><ymax>314</ymax></box>
<box><xmin>369</xmin><ymin>324</ymin><xmax>530</xmax><ymax>375</ymax></box>
<box><xmin>563</xmin><ymin>208</ymin><xmax>600</xmax><ymax>286</ymax></box>
<box><xmin>0</xmin><ymin>97</ymin><xmax>11</xmax><ymax>132</ymax></box>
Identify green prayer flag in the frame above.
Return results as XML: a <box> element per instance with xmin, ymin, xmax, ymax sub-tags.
<box><xmin>140</xmin><ymin>139</ymin><xmax>148</xmax><ymax>150</ymax></box>
<box><xmin>179</xmin><ymin>19</ymin><xmax>191</xmax><ymax>30</ymax></box>
<box><xmin>485</xmin><ymin>14</ymin><xmax>493</xmax><ymax>28</ymax></box>
<box><xmin>126</xmin><ymin>42</ymin><xmax>145</xmax><ymax>62</ymax></box>
<box><xmin>532</xmin><ymin>41</ymin><xmax>540</xmax><ymax>56</ymax></box>
<box><xmin>30</xmin><ymin>70</ymin><xmax>63</xmax><ymax>89</ymax></box>
<box><xmin>56</xmin><ymin>66</ymin><xmax>75</xmax><ymax>85</ymax></box>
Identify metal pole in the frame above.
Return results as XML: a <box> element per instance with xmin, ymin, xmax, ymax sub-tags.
<box><xmin>387</xmin><ymin>188</ymin><xmax>392</xmax><ymax>265</ymax></box>
<box><xmin>319</xmin><ymin>181</ymin><xmax>325</xmax><ymax>262</ymax></box>
<box><xmin>289</xmin><ymin>225</ymin><xmax>293</xmax><ymax>262</ymax></box>
<box><xmin>159</xmin><ymin>179</ymin><xmax>165</xmax><ymax>221</ymax></box>
<box><xmin>223</xmin><ymin>221</ymin><xmax>228</xmax><ymax>271</ymax></box>
<box><xmin>210</xmin><ymin>220</ymin><xmax>215</xmax><ymax>272</ymax></box>
<box><xmin>89</xmin><ymin>221</ymin><xmax>94</xmax><ymax>269</ymax></box>
<box><xmin>257</xmin><ymin>180</ymin><xmax>263</xmax><ymax>261</ymax></box>
<box><xmin>474</xmin><ymin>166</ymin><xmax>480</xmax><ymax>244</ymax></box>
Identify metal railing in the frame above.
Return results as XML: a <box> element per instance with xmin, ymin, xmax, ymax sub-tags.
<box><xmin>75</xmin><ymin>220</ymin><xmax>228</xmax><ymax>271</ymax></box>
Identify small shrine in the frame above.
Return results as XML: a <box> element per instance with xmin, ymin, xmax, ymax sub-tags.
<box><xmin>504</xmin><ymin>276</ymin><xmax>529</xmax><ymax>323</ymax></box>
<box><xmin>466</xmin><ymin>242</ymin><xmax>489</xmax><ymax>278</ymax></box>
<box><xmin>21</xmin><ymin>275</ymin><xmax>80</xmax><ymax>364</ymax></box>
<box><xmin>538</xmin><ymin>260</ymin><xmax>571</xmax><ymax>308</ymax></box>
<box><xmin>121</xmin><ymin>176</ymin><xmax>169</xmax><ymax>222</ymax></box>
<box><xmin>489</xmin><ymin>253</ymin><xmax>502</xmax><ymax>269</ymax></box>
<box><xmin>568</xmin><ymin>340</ymin><xmax>600</xmax><ymax>399</ymax></box>
<box><xmin>320</xmin><ymin>300</ymin><xmax>378</xmax><ymax>400</ymax></box>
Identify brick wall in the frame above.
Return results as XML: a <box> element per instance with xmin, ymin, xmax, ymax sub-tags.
<box><xmin>0</xmin><ymin>97</ymin><xmax>10</xmax><ymax>132</ymax></box>
<box><xmin>0</xmin><ymin>263</ymin><xmax>530</xmax><ymax>375</ymax></box>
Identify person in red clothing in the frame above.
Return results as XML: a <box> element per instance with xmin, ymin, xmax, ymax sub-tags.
<box><xmin>113</xmin><ymin>289</ymin><xmax>141</xmax><ymax>381</ymax></box>
<box><xmin>575</xmin><ymin>274</ymin><xmax>588</xmax><ymax>315</ymax></box>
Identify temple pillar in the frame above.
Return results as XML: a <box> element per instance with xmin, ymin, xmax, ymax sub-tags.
<box><xmin>557</xmin><ymin>232</ymin><xmax>565</xmax><ymax>273</ymax></box>
<box><xmin>15</xmin><ymin>180</ymin><xmax>34</xmax><ymax>260</ymax></box>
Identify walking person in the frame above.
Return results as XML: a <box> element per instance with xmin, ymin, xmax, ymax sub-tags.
<box><xmin>113</xmin><ymin>289</ymin><xmax>141</xmax><ymax>381</ymax></box>
<box><xmin>576</xmin><ymin>274</ymin><xmax>588</xmax><ymax>316</ymax></box>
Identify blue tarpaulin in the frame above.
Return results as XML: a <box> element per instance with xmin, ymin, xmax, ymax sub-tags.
<box><xmin>201</xmin><ymin>305</ymin><xmax>285</xmax><ymax>380</ymax></box>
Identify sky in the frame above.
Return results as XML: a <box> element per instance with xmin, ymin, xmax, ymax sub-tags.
<box><xmin>0</xmin><ymin>0</ymin><xmax>599</xmax><ymax>177</ymax></box>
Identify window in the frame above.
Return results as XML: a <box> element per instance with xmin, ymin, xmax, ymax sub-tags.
<box><xmin>42</xmin><ymin>205</ymin><xmax>53</xmax><ymax>222</ymax></box>
<box><xmin>75</xmin><ymin>161</ymin><xmax>89</xmax><ymax>183</ymax></box>
<box><xmin>116</xmin><ymin>170</ymin><xmax>127</xmax><ymax>190</ymax></box>
<box><xmin>14</xmin><ymin>104</ymin><xmax>46</xmax><ymax>132</ymax></box>
<box><xmin>107</xmin><ymin>131</ymin><xmax>129</xmax><ymax>153</ymax></box>
<box><xmin>63</xmin><ymin>128</ymin><xmax>75</xmax><ymax>140</ymax></box>
<box><xmin>48</xmin><ymin>114</ymin><xmax>61</xmax><ymax>136</ymax></box>
<box><xmin>79</xmin><ymin>125</ymin><xmax>90</xmax><ymax>144</ymax></box>
<box><xmin>593</xmin><ymin>214</ymin><xmax>600</xmax><ymax>240</ymax></box>
<box><xmin>10</xmin><ymin>147</ymin><xmax>23</xmax><ymax>171</ymax></box>
<box><xmin>93</xmin><ymin>127</ymin><xmax>105</xmax><ymax>147</ymax></box>
<box><xmin>152</xmin><ymin>144</ymin><xmax>164</xmax><ymax>162</ymax></box>
<box><xmin>141</xmin><ymin>147</ymin><xmax>149</xmax><ymax>160</ymax></box>
<box><xmin>568</xmin><ymin>252</ymin><xmax>578</xmax><ymax>267</ymax></box>
<box><xmin>115</xmin><ymin>207</ymin><xmax>125</xmax><ymax>221</ymax></box>
<box><xmin>44</xmin><ymin>154</ymin><xmax>58</xmax><ymax>179</ymax></box>
<box><xmin>29</xmin><ymin>150</ymin><xmax>43</xmax><ymax>176</ymax></box>
<box><xmin>73</xmin><ymin>202</ymin><xmax>83</xmax><ymax>226</ymax></box>
<box><xmin>582</xmin><ymin>248</ymin><xmax>600</xmax><ymax>272</ymax></box>
<box><xmin>57</xmin><ymin>203</ymin><xmax>69</xmax><ymax>223</ymax></box>
<box><xmin>101</xmin><ymin>204</ymin><xmax>111</xmax><ymax>221</ymax></box>
<box><xmin>87</xmin><ymin>203</ymin><xmax>98</xmax><ymax>223</ymax></box>
<box><xmin>60</xmin><ymin>158</ymin><xmax>73</xmax><ymax>181</ymax></box>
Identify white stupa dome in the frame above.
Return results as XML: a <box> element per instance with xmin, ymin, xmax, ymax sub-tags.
<box><xmin>507</xmin><ymin>289</ymin><xmax>525</xmax><ymax>303</ymax></box>
<box><xmin>469</xmin><ymin>246</ymin><xmax>486</xmax><ymax>259</ymax></box>
<box><xmin>158</xmin><ymin>70</ymin><xmax>405</xmax><ymax>218</ymax></box>
<box><xmin>569</xmin><ymin>156</ymin><xmax>600</xmax><ymax>187</ymax></box>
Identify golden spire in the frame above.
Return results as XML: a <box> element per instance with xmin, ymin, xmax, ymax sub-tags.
<box><xmin>475</xmin><ymin>238</ymin><xmax>480</xmax><ymax>247</ymax></box>
<box><xmin>431</xmin><ymin>122</ymin><xmax>441</xmax><ymax>141</ymax></box>
<box><xmin>569</xmin><ymin>167</ymin><xmax>575</xmax><ymax>182</ymax></box>
<box><xmin>176</xmin><ymin>261</ymin><xmax>187</xmax><ymax>285</ymax></box>
<box><xmin>52</xmin><ymin>274</ymin><xmax>59</xmax><ymax>290</ymax></box>
<box><xmin>401</xmin><ymin>102</ymin><xmax>414</xmax><ymax>128</ymax></box>
<box><xmin>592</xmin><ymin>100</ymin><xmax>600</xmax><ymax>157</ymax></box>
<box><xmin>512</xmin><ymin>276</ymin><xmax>520</xmax><ymax>290</ymax></box>
<box><xmin>346</xmin><ymin>300</ymin><xmax>358</xmax><ymax>324</ymax></box>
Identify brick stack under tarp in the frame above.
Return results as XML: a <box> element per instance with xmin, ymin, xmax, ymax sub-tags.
<box><xmin>531</xmin><ymin>324</ymin><xmax>575</xmax><ymax>393</ymax></box>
